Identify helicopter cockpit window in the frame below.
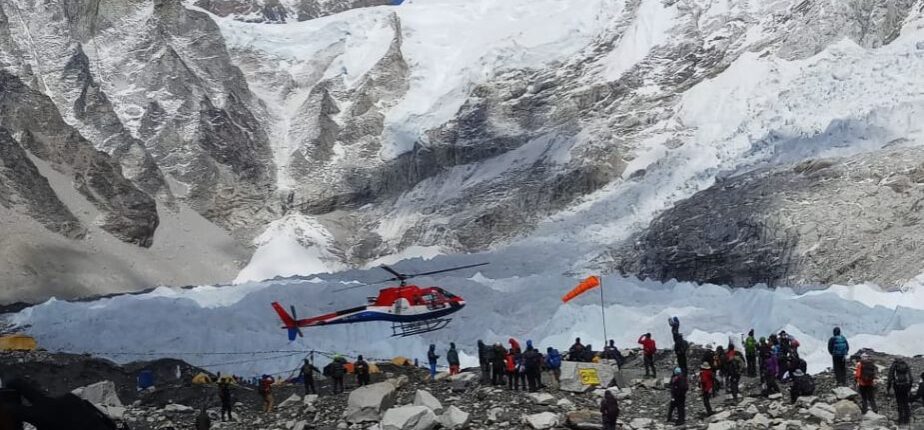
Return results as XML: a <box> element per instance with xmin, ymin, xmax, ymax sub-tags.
<box><xmin>435</xmin><ymin>288</ymin><xmax>457</xmax><ymax>299</ymax></box>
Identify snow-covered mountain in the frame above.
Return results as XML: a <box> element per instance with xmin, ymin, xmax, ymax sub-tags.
<box><xmin>2</xmin><ymin>0</ymin><xmax>924</xmax><ymax>302</ymax></box>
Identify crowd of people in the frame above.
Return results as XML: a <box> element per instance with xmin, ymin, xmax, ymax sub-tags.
<box><xmin>204</xmin><ymin>320</ymin><xmax>924</xmax><ymax>428</ymax></box>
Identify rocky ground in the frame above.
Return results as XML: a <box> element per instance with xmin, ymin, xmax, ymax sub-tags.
<box><xmin>4</xmin><ymin>347</ymin><xmax>924</xmax><ymax>429</ymax></box>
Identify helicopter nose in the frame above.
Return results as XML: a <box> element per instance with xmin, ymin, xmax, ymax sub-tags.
<box><xmin>451</xmin><ymin>299</ymin><xmax>465</xmax><ymax>308</ymax></box>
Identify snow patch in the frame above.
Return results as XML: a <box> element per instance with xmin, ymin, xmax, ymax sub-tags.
<box><xmin>234</xmin><ymin>214</ymin><xmax>345</xmax><ymax>284</ymax></box>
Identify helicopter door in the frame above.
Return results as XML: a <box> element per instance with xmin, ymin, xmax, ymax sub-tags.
<box><xmin>393</xmin><ymin>298</ymin><xmax>410</xmax><ymax>315</ymax></box>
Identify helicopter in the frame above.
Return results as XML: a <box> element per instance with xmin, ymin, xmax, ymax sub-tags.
<box><xmin>272</xmin><ymin>262</ymin><xmax>488</xmax><ymax>338</ymax></box>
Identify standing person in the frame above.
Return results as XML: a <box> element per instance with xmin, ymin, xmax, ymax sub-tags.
<box><xmin>427</xmin><ymin>345</ymin><xmax>440</xmax><ymax>381</ymax></box>
<box><xmin>492</xmin><ymin>343</ymin><xmax>506</xmax><ymax>386</ymax></box>
<box><xmin>726</xmin><ymin>350</ymin><xmax>744</xmax><ymax>402</ymax></box>
<box><xmin>699</xmin><ymin>362</ymin><xmax>714</xmax><ymax>416</ymax></box>
<box><xmin>790</xmin><ymin>370</ymin><xmax>815</xmax><ymax>404</ymax></box>
<box><xmin>887</xmin><ymin>358</ymin><xmax>914</xmax><ymax>425</ymax></box>
<box><xmin>757</xmin><ymin>337</ymin><xmax>770</xmax><ymax>384</ymax></box>
<box><xmin>778</xmin><ymin>331</ymin><xmax>792</xmax><ymax>380</ymax></box>
<box><xmin>447</xmin><ymin>343</ymin><xmax>461</xmax><ymax>376</ymax></box>
<box><xmin>330</xmin><ymin>356</ymin><xmax>346</xmax><ymax>394</ymax></box>
<box><xmin>568</xmin><ymin>338</ymin><xmax>585</xmax><ymax>361</ymax></box>
<box><xmin>546</xmin><ymin>347</ymin><xmax>562</xmax><ymax>383</ymax></box>
<box><xmin>478</xmin><ymin>340</ymin><xmax>491</xmax><ymax>383</ymax></box>
<box><xmin>744</xmin><ymin>330</ymin><xmax>758</xmax><ymax>378</ymax></box>
<box><xmin>523</xmin><ymin>346</ymin><xmax>542</xmax><ymax>392</ymax></box>
<box><xmin>218</xmin><ymin>378</ymin><xmax>234</xmax><ymax>422</ymax></box>
<box><xmin>299</xmin><ymin>359</ymin><xmax>319</xmax><ymax>395</ymax></box>
<box><xmin>600</xmin><ymin>389</ymin><xmax>619</xmax><ymax>430</ymax></box>
<box><xmin>827</xmin><ymin>327</ymin><xmax>850</xmax><ymax>386</ymax></box>
<box><xmin>714</xmin><ymin>346</ymin><xmax>726</xmax><ymax>393</ymax></box>
<box><xmin>259</xmin><ymin>374</ymin><xmax>275</xmax><ymax>413</ymax></box>
<box><xmin>354</xmin><ymin>355</ymin><xmax>371</xmax><ymax>387</ymax></box>
<box><xmin>673</xmin><ymin>338</ymin><xmax>689</xmax><ymax>376</ymax></box>
<box><xmin>855</xmin><ymin>353</ymin><xmax>879</xmax><ymax>414</ymax></box>
<box><xmin>762</xmin><ymin>352</ymin><xmax>780</xmax><ymax>396</ymax></box>
<box><xmin>666</xmin><ymin>367</ymin><xmax>688</xmax><ymax>425</ymax></box>
<box><xmin>505</xmin><ymin>347</ymin><xmax>517</xmax><ymax>390</ymax></box>
<box><xmin>527</xmin><ymin>340</ymin><xmax>543</xmax><ymax>388</ymax></box>
<box><xmin>914</xmin><ymin>372</ymin><xmax>924</xmax><ymax>406</ymax></box>
<box><xmin>638</xmin><ymin>333</ymin><xmax>657</xmax><ymax>378</ymax></box>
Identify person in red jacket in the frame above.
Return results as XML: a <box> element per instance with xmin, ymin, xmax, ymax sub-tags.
<box><xmin>699</xmin><ymin>361</ymin><xmax>715</xmax><ymax>416</ymax></box>
<box><xmin>638</xmin><ymin>333</ymin><xmax>657</xmax><ymax>378</ymax></box>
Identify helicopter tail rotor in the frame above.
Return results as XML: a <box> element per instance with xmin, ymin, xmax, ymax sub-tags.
<box><xmin>272</xmin><ymin>302</ymin><xmax>304</xmax><ymax>341</ymax></box>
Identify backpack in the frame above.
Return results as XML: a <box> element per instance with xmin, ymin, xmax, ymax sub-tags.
<box><xmin>547</xmin><ymin>350</ymin><xmax>562</xmax><ymax>368</ymax></box>
<box><xmin>894</xmin><ymin>360</ymin><xmax>913</xmax><ymax>388</ymax></box>
<box><xmin>860</xmin><ymin>360</ymin><xmax>876</xmax><ymax>382</ymax></box>
<box><xmin>797</xmin><ymin>375</ymin><xmax>816</xmax><ymax>395</ymax></box>
<box><xmin>832</xmin><ymin>336</ymin><xmax>848</xmax><ymax>356</ymax></box>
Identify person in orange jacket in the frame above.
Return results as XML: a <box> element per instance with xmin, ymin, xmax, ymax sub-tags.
<box><xmin>699</xmin><ymin>361</ymin><xmax>715</xmax><ymax>416</ymax></box>
<box><xmin>638</xmin><ymin>333</ymin><xmax>657</xmax><ymax>378</ymax></box>
<box><xmin>855</xmin><ymin>353</ymin><xmax>879</xmax><ymax>414</ymax></box>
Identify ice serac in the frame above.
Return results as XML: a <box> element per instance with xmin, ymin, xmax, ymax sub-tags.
<box><xmin>0</xmin><ymin>71</ymin><xmax>158</xmax><ymax>247</ymax></box>
<box><xmin>192</xmin><ymin>0</ymin><xmax>392</xmax><ymax>22</ymax></box>
<box><xmin>613</xmin><ymin>146</ymin><xmax>924</xmax><ymax>288</ymax></box>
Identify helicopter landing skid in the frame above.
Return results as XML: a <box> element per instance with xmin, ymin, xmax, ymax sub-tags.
<box><xmin>391</xmin><ymin>318</ymin><xmax>452</xmax><ymax>337</ymax></box>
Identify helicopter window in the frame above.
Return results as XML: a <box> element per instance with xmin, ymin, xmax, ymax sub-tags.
<box><xmin>435</xmin><ymin>288</ymin><xmax>456</xmax><ymax>299</ymax></box>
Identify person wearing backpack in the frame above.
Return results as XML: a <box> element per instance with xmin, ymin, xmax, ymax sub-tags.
<box><xmin>259</xmin><ymin>375</ymin><xmax>275</xmax><ymax>413</ymax></box>
<box><xmin>299</xmin><ymin>359</ymin><xmax>319</xmax><ymax>395</ymax></box>
<box><xmin>330</xmin><ymin>356</ymin><xmax>347</xmax><ymax>394</ymax></box>
<box><xmin>478</xmin><ymin>340</ymin><xmax>491</xmax><ymax>383</ymax></box>
<box><xmin>354</xmin><ymin>355</ymin><xmax>371</xmax><ymax>387</ymax></box>
<box><xmin>666</xmin><ymin>367</ymin><xmax>688</xmax><ymax>425</ymax></box>
<box><xmin>218</xmin><ymin>379</ymin><xmax>234</xmax><ymax>421</ymax></box>
<box><xmin>744</xmin><ymin>330</ymin><xmax>758</xmax><ymax>378</ymax></box>
<box><xmin>447</xmin><ymin>343</ymin><xmax>461</xmax><ymax>376</ymax></box>
<box><xmin>505</xmin><ymin>348</ymin><xmax>517</xmax><ymax>390</ymax></box>
<box><xmin>887</xmin><ymin>358</ymin><xmax>913</xmax><ymax>424</ymax></box>
<box><xmin>757</xmin><ymin>337</ymin><xmax>771</xmax><ymax>384</ymax></box>
<box><xmin>638</xmin><ymin>333</ymin><xmax>657</xmax><ymax>378</ymax></box>
<box><xmin>726</xmin><ymin>351</ymin><xmax>744</xmax><ymax>401</ymax></box>
<box><xmin>674</xmin><ymin>334</ymin><xmax>689</xmax><ymax>375</ymax></box>
<box><xmin>827</xmin><ymin>327</ymin><xmax>850</xmax><ymax>386</ymax></box>
<box><xmin>546</xmin><ymin>347</ymin><xmax>563</xmax><ymax>383</ymax></box>
<box><xmin>855</xmin><ymin>353</ymin><xmax>879</xmax><ymax>414</ymax></box>
<box><xmin>491</xmin><ymin>343</ymin><xmax>507</xmax><ymax>386</ymax></box>
<box><xmin>523</xmin><ymin>346</ymin><xmax>543</xmax><ymax>392</ymax></box>
<box><xmin>790</xmin><ymin>369</ymin><xmax>816</xmax><ymax>404</ymax></box>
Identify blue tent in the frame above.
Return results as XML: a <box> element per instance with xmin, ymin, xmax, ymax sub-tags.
<box><xmin>391</xmin><ymin>0</ymin><xmax>404</xmax><ymax>5</ymax></box>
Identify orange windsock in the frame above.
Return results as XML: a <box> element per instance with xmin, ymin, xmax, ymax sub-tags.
<box><xmin>562</xmin><ymin>276</ymin><xmax>601</xmax><ymax>303</ymax></box>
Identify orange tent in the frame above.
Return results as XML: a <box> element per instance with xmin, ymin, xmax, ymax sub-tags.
<box><xmin>562</xmin><ymin>276</ymin><xmax>601</xmax><ymax>303</ymax></box>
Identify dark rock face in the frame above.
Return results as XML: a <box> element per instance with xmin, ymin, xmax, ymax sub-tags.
<box><xmin>0</xmin><ymin>128</ymin><xmax>86</xmax><ymax>239</ymax></box>
<box><xmin>0</xmin><ymin>71</ymin><xmax>158</xmax><ymax>247</ymax></box>
<box><xmin>611</xmin><ymin>146</ymin><xmax>924</xmax><ymax>289</ymax></box>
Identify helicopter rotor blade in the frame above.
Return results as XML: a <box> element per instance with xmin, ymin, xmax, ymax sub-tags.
<box><xmin>290</xmin><ymin>305</ymin><xmax>304</xmax><ymax>338</ymax></box>
<box><xmin>379</xmin><ymin>265</ymin><xmax>406</xmax><ymax>279</ymax></box>
<box><xmin>400</xmin><ymin>262</ymin><xmax>490</xmax><ymax>279</ymax></box>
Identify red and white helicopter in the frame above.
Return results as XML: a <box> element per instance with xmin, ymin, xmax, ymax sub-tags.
<box><xmin>272</xmin><ymin>262</ymin><xmax>488</xmax><ymax>338</ymax></box>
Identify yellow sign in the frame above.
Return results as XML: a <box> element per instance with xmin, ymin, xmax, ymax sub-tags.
<box><xmin>578</xmin><ymin>368</ymin><xmax>601</xmax><ymax>386</ymax></box>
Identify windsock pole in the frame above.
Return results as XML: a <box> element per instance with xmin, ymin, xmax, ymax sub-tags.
<box><xmin>600</xmin><ymin>277</ymin><xmax>607</xmax><ymax>346</ymax></box>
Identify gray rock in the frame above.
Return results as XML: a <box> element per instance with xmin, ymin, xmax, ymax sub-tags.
<box><xmin>344</xmin><ymin>382</ymin><xmax>397</xmax><ymax>423</ymax></box>
<box><xmin>833</xmin><ymin>399</ymin><xmax>862</xmax><ymax>422</ymax></box>
<box><xmin>559</xmin><ymin>361</ymin><xmax>623</xmax><ymax>393</ymax></box>
<box><xmin>523</xmin><ymin>412</ymin><xmax>560</xmax><ymax>430</ymax></box>
<box><xmin>72</xmin><ymin>381</ymin><xmax>122</xmax><ymax>408</ymax></box>
<box><xmin>437</xmin><ymin>406</ymin><xmax>470</xmax><ymax>430</ymax></box>
<box><xmin>565</xmin><ymin>410</ymin><xmax>602</xmax><ymax>430</ymax></box>
<box><xmin>381</xmin><ymin>405</ymin><xmax>437</xmax><ymax>430</ymax></box>
<box><xmin>833</xmin><ymin>387</ymin><xmax>859</xmax><ymax>400</ymax></box>
<box><xmin>413</xmin><ymin>390</ymin><xmax>443</xmax><ymax>414</ymax></box>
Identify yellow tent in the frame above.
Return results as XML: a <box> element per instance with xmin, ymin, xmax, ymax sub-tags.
<box><xmin>391</xmin><ymin>356</ymin><xmax>411</xmax><ymax>366</ymax></box>
<box><xmin>368</xmin><ymin>362</ymin><xmax>381</xmax><ymax>374</ymax></box>
<box><xmin>191</xmin><ymin>373</ymin><xmax>212</xmax><ymax>384</ymax></box>
<box><xmin>0</xmin><ymin>334</ymin><xmax>37</xmax><ymax>351</ymax></box>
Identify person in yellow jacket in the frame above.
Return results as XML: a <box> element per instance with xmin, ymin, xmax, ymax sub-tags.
<box><xmin>855</xmin><ymin>353</ymin><xmax>878</xmax><ymax>414</ymax></box>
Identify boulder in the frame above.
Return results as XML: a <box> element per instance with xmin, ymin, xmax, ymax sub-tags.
<box><xmin>706</xmin><ymin>422</ymin><xmax>736</xmax><ymax>430</ymax></box>
<box><xmin>487</xmin><ymin>407</ymin><xmax>504</xmax><ymax>422</ymax></box>
<box><xmin>796</xmin><ymin>396</ymin><xmax>818</xmax><ymax>407</ymax></box>
<box><xmin>72</xmin><ymin>381</ymin><xmax>122</xmax><ymax>407</ymax></box>
<box><xmin>438</xmin><ymin>406</ymin><xmax>470</xmax><ymax>430</ymax></box>
<box><xmin>413</xmin><ymin>390</ymin><xmax>444</xmax><ymax>414</ymax></box>
<box><xmin>163</xmin><ymin>403</ymin><xmax>194</xmax><ymax>413</ymax></box>
<box><xmin>748</xmin><ymin>413</ymin><xmax>770</xmax><ymax>427</ymax></box>
<box><xmin>344</xmin><ymin>382</ymin><xmax>397</xmax><ymax>423</ymax></box>
<box><xmin>557</xmin><ymin>398</ymin><xmax>575</xmax><ymax>408</ymax></box>
<box><xmin>278</xmin><ymin>394</ymin><xmax>302</xmax><ymax>409</ymax></box>
<box><xmin>706</xmin><ymin>410</ymin><xmax>732</xmax><ymax>423</ymax></box>
<box><xmin>527</xmin><ymin>392</ymin><xmax>556</xmax><ymax>405</ymax></box>
<box><xmin>523</xmin><ymin>412</ymin><xmax>561</xmax><ymax>430</ymax></box>
<box><xmin>808</xmin><ymin>403</ymin><xmax>835</xmax><ymax>422</ymax></box>
<box><xmin>628</xmin><ymin>418</ymin><xmax>653</xmax><ymax>428</ymax></box>
<box><xmin>565</xmin><ymin>410</ymin><xmax>602</xmax><ymax>430</ymax></box>
<box><xmin>382</xmin><ymin>406</ymin><xmax>437</xmax><ymax>430</ymax></box>
<box><xmin>861</xmin><ymin>411</ymin><xmax>887</xmax><ymax>427</ymax></box>
<box><xmin>449</xmin><ymin>372</ymin><xmax>478</xmax><ymax>382</ymax></box>
<box><xmin>304</xmin><ymin>394</ymin><xmax>319</xmax><ymax>405</ymax></box>
<box><xmin>833</xmin><ymin>387</ymin><xmax>858</xmax><ymax>400</ymax></box>
<box><xmin>388</xmin><ymin>375</ymin><xmax>410</xmax><ymax>389</ymax></box>
<box><xmin>832</xmin><ymin>399</ymin><xmax>862</xmax><ymax>422</ymax></box>
<box><xmin>558</xmin><ymin>361</ymin><xmax>623</xmax><ymax>393</ymax></box>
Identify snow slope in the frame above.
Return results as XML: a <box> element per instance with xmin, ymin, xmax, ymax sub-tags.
<box><xmin>11</xmin><ymin>259</ymin><xmax>924</xmax><ymax>378</ymax></box>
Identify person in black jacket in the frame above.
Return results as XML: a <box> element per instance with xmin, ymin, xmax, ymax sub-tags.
<box><xmin>447</xmin><ymin>343</ymin><xmax>461</xmax><ymax>375</ymax></box>
<box><xmin>666</xmin><ymin>367</ymin><xmax>688</xmax><ymax>425</ymax></box>
<box><xmin>299</xmin><ymin>359</ymin><xmax>319</xmax><ymax>395</ymax></box>
<box><xmin>478</xmin><ymin>340</ymin><xmax>491</xmax><ymax>383</ymax></box>
<box><xmin>523</xmin><ymin>346</ymin><xmax>543</xmax><ymax>392</ymax></box>
<box><xmin>601</xmin><ymin>389</ymin><xmax>619</xmax><ymax>430</ymax></box>
<box><xmin>491</xmin><ymin>343</ymin><xmax>506</xmax><ymax>386</ymax></box>
<box><xmin>913</xmin><ymin>372</ymin><xmax>924</xmax><ymax>406</ymax></box>
<box><xmin>218</xmin><ymin>379</ymin><xmax>234</xmax><ymax>421</ymax></box>
<box><xmin>354</xmin><ymin>355</ymin><xmax>371</xmax><ymax>387</ymax></box>
<box><xmin>790</xmin><ymin>370</ymin><xmax>815</xmax><ymax>404</ymax></box>
<box><xmin>195</xmin><ymin>405</ymin><xmax>211</xmax><ymax>430</ymax></box>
